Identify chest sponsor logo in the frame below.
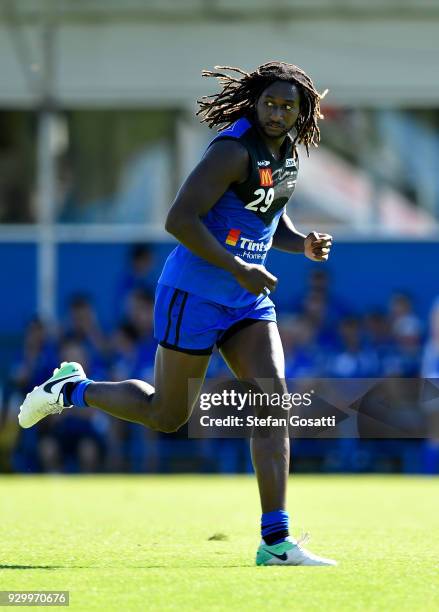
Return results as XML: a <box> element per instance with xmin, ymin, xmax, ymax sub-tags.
<box><xmin>238</xmin><ymin>237</ymin><xmax>271</xmax><ymax>252</ymax></box>
<box><xmin>225</xmin><ymin>228</ymin><xmax>241</xmax><ymax>246</ymax></box>
<box><xmin>285</xmin><ymin>158</ymin><xmax>295</xmax><ymax>167</ymax></box>
<box><xmin>259</xmin><ymin>168</ymin><xmax>273</xmax><ymax>187</ymax></box>
<box><xmin>257</xmin><ymin>160</ymin><xmax>270</xmax><ymax>167</ymax></box>
<box><xmin>272</xmin><ymin>167</ymin><xmax>297</xmax><ymax>185</ymax></box>
<box><xmin>225</xmin><ymin>230</ymin><xmax>271</xmax><ymax>257</ymax></box>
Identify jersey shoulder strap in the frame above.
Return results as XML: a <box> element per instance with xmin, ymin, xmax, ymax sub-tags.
<box><xmin>208</xmin><ymin>118</ymin><xmax>252</xmax><ymax>148</ymax></box>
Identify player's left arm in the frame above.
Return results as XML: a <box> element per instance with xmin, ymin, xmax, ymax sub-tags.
<box><xmin>272</xmin><ymin>212</ymin><xmax>333</xmax><ymax>262</ymax></box>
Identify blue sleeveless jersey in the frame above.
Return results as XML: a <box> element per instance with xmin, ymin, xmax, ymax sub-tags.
<box><xmin>158</xmin><ymin>117</ymin><xmax>299</xmax><ymax>307</ymax></box>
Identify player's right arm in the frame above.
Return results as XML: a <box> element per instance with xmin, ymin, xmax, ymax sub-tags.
<box><xmin>165</xmin><ymin>140</ymin><xmax>277</xmax><ymax>296</ymax></box>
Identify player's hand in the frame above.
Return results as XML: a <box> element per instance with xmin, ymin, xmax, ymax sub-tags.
<box><xmin>304</xmin><ymin>232</ymin><xmax>333</xmax><ymax>262</ymax></box>
<box><xmin>232</xmin><ymin>257</ymin><xmax>278</xmax><ymax>296</ymax></box>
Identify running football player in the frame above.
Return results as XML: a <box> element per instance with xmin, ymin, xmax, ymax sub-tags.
<box><xmin>19</xmin><ymin>62</ymin><xmax>335</xmax><ymax>566</ymax></box>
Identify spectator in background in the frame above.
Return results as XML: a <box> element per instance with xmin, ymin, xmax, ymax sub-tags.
<box><xmin>383</xmin><ymin>315</ymin><xmax>422</xmax><ymax>377</ymax></box>
<box><xmin>291</xmin><ymin>269</ymin><xmax>348</xmax><ymax>339</ymax></box>
<box><xmin>63</xmin><ymin>294</ymin><xmax>109</xmax><ymax>370</ymax></box>
<box><xmin>329</xmin><ymin>317</ymin><xmax>379</xmax><ymax>378</ymax></box>
<box><xmin>7</xmin><ymin>318</ymin><xmax>58</xmax><ymax>473</ymax></box>
<box><xmin>123</xmin><ymin>289</ymin><xmax>157</xmax><ymax>381</ymax></box>
<box><xmin>117</xmin><ymin>244</ymin><xmax>156</xmax><ymax>319</ymax></box>
<box><xmin>10</xmin><ymin>318</ymin><xmax>57</xmax><ymax>396</ymax></box>
<box><xmin>110</xmin><ymin>323</ymin><xmax>140</xmax><ymax>381</ymax></box>
<box><xmin>109</xmin><ymin>309</ymin><xmax>160</xmax><ymax>473</ymax></box>
<box><xmin>363</xmin><ymin>310</ymin><xmax>394</xmax><ymax>369</ymax></box>
<box><xmin>307</xmin><ymin>284</ymin><xmax>348</xmax><ymax>349</ymax></box>
<box><xmin>279</xmin><ymin>314</ymin><xmax>324</xmax><ymax>379</ymax></box>
<box><xmin>389</xmin><ymin>292</ymin><xmax>422</xmax><ymax>340</ymax></box>
<box><xmin>306</xmin><ymin>269</ymin><xmax>349</xmax><ymax>322</ymax></box>
<box><xmin>325</xmin><ymin>317</ymin><xmax>379</xmax><ymax>472</ymax></box>
<box><xmin>108</xmin><ymin>322</ymin><xmax>146</xmax><ymax>471</ymax></box>
<box><xmin>109</xmin><ymin>323</ymin><xmax>160</xmax><ymax>473</ymax></box>
<box><xmin>299</xmin><ymin>289</ymin><xmax>336</xmax><ymax>347</ymax></box>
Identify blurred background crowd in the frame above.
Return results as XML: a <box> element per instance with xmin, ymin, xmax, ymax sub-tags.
<box><xmin>1</xmin><ymin>244</ymin><xmax>438</xmax><ymax>476</ymax></box>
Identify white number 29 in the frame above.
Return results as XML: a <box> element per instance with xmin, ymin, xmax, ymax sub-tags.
<box><xmin>245</xmin><ymin>187</ymin><xmax>275</xmax><ymax>213</ymax></box>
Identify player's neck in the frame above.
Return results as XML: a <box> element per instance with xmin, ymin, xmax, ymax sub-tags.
<box><xmin>255</xmin><ymin>125</ymin><xmax>287</xmax><ymax>161</ymax></box>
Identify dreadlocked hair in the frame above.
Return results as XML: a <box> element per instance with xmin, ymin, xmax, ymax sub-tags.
<box><xmin>197</xmin><ymin>61</ymin><xmax>328</xmax><ymax>156</ymax></box>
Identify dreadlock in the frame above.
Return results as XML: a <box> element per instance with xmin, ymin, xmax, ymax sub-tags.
<box><xmin>197</xmin><ymin>61</ymin><xmax>327</xmax><ymax>156</ymax></box>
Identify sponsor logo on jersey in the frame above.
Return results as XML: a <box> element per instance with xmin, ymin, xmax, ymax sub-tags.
<box><xmin>285</xmin><ymin>158</ymin><xmax>295</xmax><ymax>167</ymax></box>
<box><xmin>225</xmin><ymin>228</ymin><xmax>241</xmax><ymax>246</ymax></box>
<box><xmin>238</xmin><ymin>237</ymin><xmax>271</xmax><ymax>252</ymax></box>
<box><xmin>225</xmin><ymin>230</ymin><xmax>272</xmax><ymax>256</ymax></box>
<box><xmin>272</xmin><ymin>167</ymin><xmax>296</xmax><ymax>186</ymax></box>
<box><xmin>259</xmin><ymin>168</ymin><xmax>273</xmax><ymax>187</ymax></box>
<box><xmin>257</xmin><ymin>160</ymin><xmax>271</xmax><ymax>167</ymax></box>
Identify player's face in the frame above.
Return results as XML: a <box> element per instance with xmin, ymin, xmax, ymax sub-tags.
<box><xmin>255</xmin><ymin>81</ymin><xmax>301</xmax><ymax>139</ymax></box>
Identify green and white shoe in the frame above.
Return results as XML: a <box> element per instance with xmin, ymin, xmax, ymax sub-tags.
<box><xmin>256</xmin><ymin>535</ymin><xmax>337</xmax><ymax>566</ymax></box>
<box><xmin>18</xmin><ymin>361</ymin><xmax>86</xmax><ymax>429</ymax></box>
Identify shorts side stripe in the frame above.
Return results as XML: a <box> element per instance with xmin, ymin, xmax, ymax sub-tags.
<box><xmin>174</xmin><ymin>291</ymin><xmax>189</xmax><ymax>346</ymax></box>
<box><xmin>163</xmin><ymin>289</ymin><xmax>180</xmax><ymax>343</ymax></box>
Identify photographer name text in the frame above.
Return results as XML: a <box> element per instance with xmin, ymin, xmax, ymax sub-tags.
<box><xmin>199</xmin><ymin>415</ymin><xmax>336</xmax><ymax>428</ymax></box>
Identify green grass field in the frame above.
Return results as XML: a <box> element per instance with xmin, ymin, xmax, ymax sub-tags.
<box><xmin>0</xmin><ymin>475</ymin><xmax>438</xmax><ymax>611</ymax></box>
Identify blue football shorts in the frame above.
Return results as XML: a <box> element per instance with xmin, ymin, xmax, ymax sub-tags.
<box><xmin>154</xmin><ymin>283</ymin><xmax>277</xmax><ymax>355</ymax></box>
